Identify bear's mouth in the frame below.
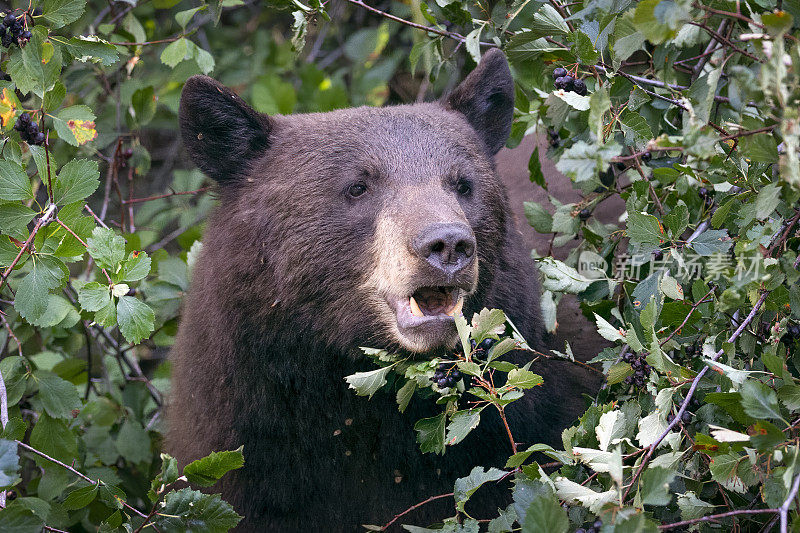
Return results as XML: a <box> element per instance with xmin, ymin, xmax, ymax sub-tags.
<box><xmin>389</xmin><ymin>286</ymin><xmax>464</xmax><ymax>330</ymax></box>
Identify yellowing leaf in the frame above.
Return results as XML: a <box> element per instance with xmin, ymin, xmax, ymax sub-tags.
<box><xmin>0</xmin><ymin>88</ymin><xmax>17</xmax><ymax>127</ymax></box>
<box><xmin>66</xmin><ymin>118</ymin><xmax>97</xmax><ymax>144</ymax></box>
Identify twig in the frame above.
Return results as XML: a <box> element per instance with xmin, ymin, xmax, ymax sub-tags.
<box><xmin>0</xmin><ymin>204</ymin><xmax>57</xmax><ymax>293</ymax></box>
<box><xmin>0</xmin><ymin>353</ymin><xmax>7</xmax><ymax>508</ymax></box>
<box><xmin>380</xmin><ymin>492</ymin><xmax>454</xmax><ymax>531</ymax></box>
<box><xmin>16</xmin><ymin>441</ymin><xmax>149</xmax><ymax>519</ymax></box>
<box><xmin>122</xmin><ymin>186</ymin><xmax>211</xmax><ymax>205</ymax></box>
<box><xmin>781</xmin><ymin>474</ymin><xmax>800</xmax><ymax>533</ymax></box>
<box><xmin>659</xmin><ymin>508</ymin><xmax>778</xmax><ymax>530</ymax></box>
<box><xmin>659</xmin><ymin>287</ymin><xmax>716</xmax><ymax>346</ymax></box>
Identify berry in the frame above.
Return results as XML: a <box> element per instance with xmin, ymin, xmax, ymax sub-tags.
<box><xmin>579</xmin><ymin>208</ymin><xmax>591</xmax><ymax>221</ymax></box>
<box><xmin>0</xmin><ymin>24</ymin><xmax>5</xmax><ymax>36</ymax></box>
<box><xmin>572</xmin><ymin>79</ymin><xmax>587</xmax><ymax>95</ymax></box>
<box><xmin>437</xmin><ymin>378</ymin><xmax>449</xmax><ymax>388</ymax></box>
<box><xmin>20</xmin><ymin>30</ymin><xmax>30</xmax><ymax>41</ymax></box>
<box><xmin>477</xmin><ymin>338</ymin><xmax>496</xmax><ymax>351</ymax></box>
<box><xmin>561</xmin><ymin>75</ymin><xmax>575</xmax><ymax>90</ymax></box>
<box><xmin>699</xmin><ymin>187</ymin><xmax>708</xmax><ymax>198</ymax></box>
<box><xmin>552</xmin><ymin>67</ymin><xmax>568</xmax><ymax>79</ymax></box>
<box><xmin>4</xmin><ymin>14</ymin><xmax>16</xmax><ymax>26</ymax></box>
<box><xmin>576</xmin><ymin>530</ymin><xmax>586</xmax><ymax>533</ymax></box>
<box><xmin>554</xmin><ymin>76</ymin><xmax>568</xmax><ymax>90</ymax></box>
<box><xmin>450</xmin><ymin>369</ymin><xmax>461</xmax><ymax>380</ymax></box>
<box><xmin>594</xmin><ymin>520</ymin><xmax>603</xmax><ymax>529</ymax></box>
<box><xmin>599</xmin><ymin>168</ymin><xmax>615</xmax><ymax>187</ymax></box>
<box><xmin>681</xmin><ymin>410</ymin><xmax>692</xmax><ymax>424</ymax></box>
<box><xmin>33</xmin><ymin>132</ymin><xmax>45</xmax><ymax>145</ymax></box>
<box><xmin>615</xmin><ymin>162</ymin><xmax>626</xmax><ymax>171</ymax></box>
<box><xmin>123</xmin><ymin>148</ymin><xmax>134</xmax><ymax>159</ymax></box>
<box><xmin>789</xmin><ymin>324</ymin><xmax>800</xmax><ymax>338</ymax></box>
<box><xmin>18</xmin><ymin>113</ymin><xmax>30</xmax><ymax>124</ymax></box>
<box><xmin>652</xmin><ymin>249</ymin><xmax>663</xmax><ymax>260</ymax></box>
<box><xmin>641</xmin><ymin>151</ymin><xmax>652</xmax><ymax>162</ymax></box>
<box><xmin>470</xmin><ymin>339</ymin><xmax>476</xmax><ymax>350</ymax></box>
<box><xmin>685</xmin><ymin>344</ymin><xmax>697</xmax><ymax>357</ymax></box>
<box><xmin>1</xmin><ymin>33</ymin><xmax>12</xmax><ymax>48</ymax></box>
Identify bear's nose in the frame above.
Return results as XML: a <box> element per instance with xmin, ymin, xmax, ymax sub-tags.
<box><xmin>412</xmin><ymin>223</ymin><xmax>476</xmax><ymax>276</ymax></box>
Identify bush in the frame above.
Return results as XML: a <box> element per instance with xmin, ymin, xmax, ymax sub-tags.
<box><xmin>0</xmin><ymin>0</ymin><xmax>797</xmax><ymax>531</ymax></box>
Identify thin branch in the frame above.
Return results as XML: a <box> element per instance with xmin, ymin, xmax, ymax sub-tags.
<box><xmin>122</xmin><ymin>186</ymin><xmax>211</xmax><ymax>205</ymax></box>
<box><xmin>781</xmin><ymin>474</ymin><xmax>800</xmax><ymax>533</ymax></box>
<box><xmin>0</xmin><ymin>204</ymin><xmax>57</xmax><ymax>293</ymax></box>
<box><xmin>380</xmin><ymin>492</ymin><xmax>454</xmax><ymax>531</ymax></box>
<box><xmin>659</xmin><ymin>508</ymin><xmax>778</xmax><ymax>530</ymax></box>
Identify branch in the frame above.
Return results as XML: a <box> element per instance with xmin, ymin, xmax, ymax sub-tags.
<box><xmin>122</xmin><ymin>186</ymin><xmax>211</xmax><ymax>205</ymax></box>
<box><xmin>380</xmin><ymin>492</ymin><xmax>454</xmax><ymax>531</ymax></box>
<box><xmin>0</xmin><ymin>204</ymin><xmax>57</xmax><ymax>293</ymax></box>
<box><xmin>658</xmin><ymin>508</ymin><xmax>778</xmax><ymax>530</ymax></box>
<box><xmin>781</xmin><ymin>474</ymin><xmax>800</xmax><ymax>533</ymax></box>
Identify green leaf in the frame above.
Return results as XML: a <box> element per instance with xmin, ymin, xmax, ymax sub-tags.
<box><xmin>521</xmin><ymin>485</ymin><xmax>568</xmax><ymax>533</ymax></box>
<box><xmin>454</xmin><ymin>467</ymin><xmax>506</xmax><ymax>512</ymax></box>
<box><xmin>6</xmin><ymin>28</ymin><xmax>62</xmax><ymax>98</ymax></box>
<box><xmin>0</xmin><ymin>357</ymin><xmax>29</xmax><ymax>407</ymax></box>
<box><xmin>689</xmin><ymin>229</ymin><xmax>732</xmax><ymax>256</ymax></box>
<box><xmin>472</xmin><ymin>308</ymin><xmax>506</xmax><ymax>341</ymax></box>
<box><xmin>86</xmin><ymin>227</ymin><xmax>126</xmax><ymax>269</ymax></box>
<box><xmin>506</xmin><ymin>368</ymin><xmax>543</xmax><ymax>389</ymax></box>
<box><xmin>29</xmin><ymin>414</ymin><xmax>77</xmax><ymax>463</ymax></box>
<box><xmin>664</xmin><ymin>202</ymin><xmax>689</xmax><ymax>236</ymax></box>
<box><xmin>640</xmin><ymin>466</ymin><xmax>676</xmax><ymax>506</ymax></box>
<box><xmin>0</xmin><ymin>439</ymin><xmax>20</xmax><ymax>489</ymax></box>
<box><xmin>155</xmin><ymin>489</ymin><xmax>242</xmax><ymax>532</ymax></box>
<box><xmin>529</xmin><ymin>4</ymin><xmax>570</xmax><ymax>37</ymax></box>
<box><xmin>183</xmin><ymin>447</ymin><xmax>245</xmax><ymax>487</ymax></box>
<box><xmin>52</xmin><ymin>105</ymin><xmax>98</xmax><ymax>146</ymax></box>
<box><xmin>571</xmin><ymin>31</ymin><xmax>599</xmax><ymax>65</ymax></box>
<box><xmin>345</xmin><ymin>365</ymin><xmax>393</xmax><ymax>399</ymax></box>
<box><xmin>34</xmin><ymin>370</ymin><xmax>81</xmax><ymax>419</ymax></box>
<box><xmin>528</xmin><ymin>146</ymin><xmax>546</xmax><ymax>189</ymax></box>
<box><xmin>130</xmin><ymin>86</ymin><xmax>157</xmax><ymax>127</ymax></box>
<box><xmin>78</xmin><ymin>281</ymin><xmax>110</xmax><ymax>312</ymax></box>
<box><xmin>524</xmin><ymin>201</ymin><xmax>552</xmax><ymax>233</ymax></box>
<box><xmin>62</xmin><ymin>483</ymin><xmax>99</xmax><ymax>510</ymax></box>
<box><xmin>120</xmin><ymin>251</ymin><xmax>151</xmax><ymax>282</ymax></box>
<box><xmin>116</xmin><ymin>420</ymin><xmax>151</xmax><ymax>464</ymax></box>
<box><xmin>42</xmin><ymin>0</ymin><xmax>88</xmax><ymax>28</ymax></box>
<box><xmin>15</xmin><ymin>256</ymin><xmax>68</xmax><ymax>324</ymax></box>
<box><xmin>445</xmin><ymin>408</ymin><xmax>483</xmax><ymax>447</ymax></box>
<box><xmin>64</xmin><ymin>36</ymin><xmax>119</xmax><ymax>66</ymax></box>
<box><xmin>740</xmin><ymin>380</ymin><xmax>783</xmax><ymax>420</ymax></box>
<box><xmin>414</xmin><ymin>413</ymin><xmax>446</xmax><ymax>455</ymax></box>
<box><xmin>755</xmin><ymin>182</ymin><xmax>781</xmax><ymax>220</ymax></box>
<box><xmin>116</xmin><ymin>295</ymin><xmax>155</xmax><ymax>344</ymax></box>
<box><xmin>53</xmin><ymin>159</ymin><xmax>99</xmax><ymax>205</ymax></box>
<box><xmin>175</xmin><ymin>6</ymin><xmax>207</xmax><ymax>28</ymax></box>
<box><xmin>0</xmin><ymin>504</ymin><xmax>45</xmax><ymax>533</ymax></box>
<box><xmin>620</xmin><ymin>110</ymin><xmax>653</xmax><ymax>146</ymax></box>
<box><xmin>0</xmin><ymin>161</ymin><xmax>34</xmax><ymax>201</ymax></box>
<box><xmin>627</xmin><ymin>211</ymin><xmax>665</xmax><ymax>246</ymax></box>
<box><xmin>161</xmin><ymin>38</ymin><xmax>189</xmax><ymax>67</ymax></box>
<box><xmin>0</xmin><ymin>202</ymin><xmax>36</xmax><ymax>240</ymax></box>
<box><xmin>396</xmin><ymin>379</ymin><xmax>416</xmax><ymax>413</ymax></box>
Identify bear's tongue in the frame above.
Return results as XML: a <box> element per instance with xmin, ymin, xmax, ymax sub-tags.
<box><xmin>409</xmin><ymin>287</ymin><xmax>463</xmax><ymax>317</ymax></box>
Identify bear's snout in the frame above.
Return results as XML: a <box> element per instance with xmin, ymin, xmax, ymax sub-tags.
<box><xmin>412</xmin><ymin>222</ymin><xmax>476</xmax><ymax>278</ymax></box>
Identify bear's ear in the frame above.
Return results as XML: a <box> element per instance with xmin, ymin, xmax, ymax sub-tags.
<box><xmin>179</xmin><ymin>75</ymin><xmax>272</xmax><ymax>184</ymax></box>
<box><xmin>445</xmin><ymin>48</ymin><xmax>515</xmax><ymax>156</ymax></box>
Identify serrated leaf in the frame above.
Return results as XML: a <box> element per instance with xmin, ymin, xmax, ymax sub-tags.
<box><xmin>0</xmin><ymin>202</ymin><xmax>36</xmax><ymax>240</ymax></box>
<box><xmin>0</xmin><ymin>439</ymin><xmax>20</xmax><ymax>489</ymax></box>
<box><xmin>0</xmin><ymin>504</ymin><xmax>45</xmax><ymax>532</ymax></box>
<box><xmin>53</xmin><ymin>106</ymin><xmax>98</xmax><ymax>146</ymax></box>
<box><xmin>64</xmin><ymin>36</ymin><xmax>119</xmax><ymax>66</ymax></box>
<box><xmin>15</xmin><ymin>256</ymin><xmax>68</xmax><ymax>324</ymax></box>
<box><xmin>345</xmin><ymin>365</ymin><xmax>393</xmax><ymax>399</ymax></box>
<box><xmin>86</xmin><ymin>227</ymin><xmax>125</xmax><ymax>269</ymax></box>
<box><xmin>689</xmin><ymin>229</ymin><xmax>732</xmax><ymax>256</ymax></box>
<box><xmin>521</xmin><ymin>485</ymin><xmax>568</xmax><ymax>533</ymax></box>
<box><xmin>414</xmin><ymin>412</ymin><xmax>446</xmax><ymax>455</ymax></box>
<box><xmin>42</xmin><ymin>0</ymin><xmax>88</xmax><ymax>28</ymax></box>
<box><xmin>506</xmin><ymin>368</ymin><xmax>543</xmax><ymax>389</ymax></box>
<box><xmin>78</xmin><ymin>281</ymin><xmax>110</xmax><ymax>312</ymax></box>
<box><xmin>120</xmin><ymin>251</ymin><xmax>151</xmax><ymax>282</ymax></box>
<box><xmin>396</xmin><ymin>379</ymin><xmax>416</xmax><ymax>413</ymax></box>
<box><xmin>62</xmin><ymin>483</ymin><xmax>99</xmax><ymax>510</ymax></box>
<box><xmin>161</xmin><ymin>38</ymin><xmax>189</xmax><ymax>68</ymax></box>
<box><xmin>183</xmin><ymin>447</ymin><xmax>244</xmax><ymax>487</ymax></box>
<box><xmin>0</xmin><ymin>161</ymin><xmax>34</xmax><ymax>201</ymax></box>
<box><xmin>594</xmin><ymin>313</ymin><xmax>625</xmax><ymax>342</ymax></box>
<box><xmin>446</xmin><ymin>408</ymin><xmax>483</xmax><ymax>447</ymax></box>
<box><xmin>154</xmin><ymin>489</ymin><xmax>242</xmax><ymax>532</ymax></box>
<box><xmin>116</xmin><ymin>420</ymin><xmax>151</xmax><ymax>464</ymax></box>
<box><xmin>538</xmin><ymin>257</ymin><xmax>592</xmax><ymax>293</ymax></box>
<box><xmin>29</xmin><ymin>414</ymin><xmax>77</xmax><ymax>463</ymax></box>
<box><xmin>34</xmin><ymin>370</ymin><xmax>81</xmax><ymax>419</ymax></box>
<box><xmin>740</xmin><ymin>380</ymin><xmax>782</xmax><ymax>420</ymax></box>
<box><xmin>116</xmin><ymin>295</ymin><xmax>155</xmax><ymax>344</ymax></box>
<box><xmin>53</xmin><ymin>159</ymin><xmax>99</xmax><ymax>205</ymax></box>
<box><xmin>454</xmin><ymin>467</ymin><xmax>506</xmax><ymax>512</ymax></box>
<box><xmin>628</xmin><ymin>211</ymin><xmax>665</xmax><ymax>245</ymax></box>
<box><xmin>472</xmin><ymin>308</ymin><xmax>506</xmax><ymax>341</ymax></box>
<box><xmin>640</xmin><ymin>467</ymin><xmax>676</xmax><ymax>506</ymax></box>
<box><xmin>524</xmin><ymin>201</ymin><xmax>552</xmax><ymax>233</ymax></box>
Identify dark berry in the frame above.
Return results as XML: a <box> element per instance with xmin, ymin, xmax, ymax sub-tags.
<box><xmin>576</xmin><ymin>530</ymin><xmax>586</xmax><ymax>533</ymax></box>
<box><xmin>470</xmin><ymin>339</ymin><xmax>476</xmax><ymax>350</ymax></box>
<box><xmin>451</xmin><ymin>370</ymin><xmax>461</xmax><ymax>380</ymax></box>
<box><xmin>667</xmin><ymin>413</ymin><xmax>675</xmax><ymax>423</ymax></box>
<box><xmin>2</xmin><ymin>34</ymin><xmax>13</xmax><ymax>47</ymax></box>
<box><xmin>554</xmin><ymin>76</ymin><xmax>567</xmax><ymax>90</ymax></box>
<box><xmin>561</xmin><ymin>75</ymin><xmax>574</xmax><ymax>90</ymax></box>
<box><xmin>681</xmin><ymin>410</ymin><xmax>692</xmax><ymax>423</ymax></box>
<box><xmin>33</xmin><ymin>132</ymin><xmax>45</xmax><ymax>145</ymax></box>
<box><xmin>594</xmin><ymin>520</ymin><xmax>603</xmax><ymax>529</ymax></box>
<box><xmin>4</xmin><ymin>14</ymin><xmax>16</xmax><ymax>26</ymax></box>
<box><xmin>437</xmin><ymin>378</ymin><xmax>449</xmax><ymax>388</ymax></box>
<box><xmin>0</xmin><ymin>24</ymin><xmax>5</xmax><ymax>37</ymax></box>
<box><xmin>579</xmin><ymin>208</ymin><xmax>591</xmax><ymax>221</ymax></box>
<box><xmin>615</xmin><ymin>162</ymin><xmax>626</xmax><ymax>170</ymax></box>
<box><xmin>550</xmin><ymin>138</ymin><xmax>560</xmax><ymax>148</ymax></box>
<box><xmin>587</xmin><ymin>528</ymin><xmax>597</xmax><ymax>533</ymax></box>
<box><xmin>599</xmin><ymin>169</ymin><xmax>615</xmax><ymax>187</ymax></box>
<box><xmin>478</xmin><ymin>338</ymin><xmax>496</xmax><ymax>351</ymax></box>
<box><xmin>125</xmin><ymin>287</ymin><xmax>136</xmax><ymax>296</ymax></box>
<box><xmin>552</xmin><ymin>67</ymin><xmax>568</xmax><ymax>79</ymax></box>
<box><xmin>641</xmin><ymin>151</ymin><xmax>652</xmax><ymax>162</ymax></box>
<box><xmin>18</xmin><ymin>113</ymin><xmax>30</xmax><ymax>124</ymax></box>
<box><xmin>123</xmin><ymin>148</ymin><xmax>134</xmax><ymax>159</ymax></box>
<box><xmin>685</xmin><ymin>344</ymin><xmax>697</xmax><ymax>357</ymax></box>
<box><xmin>20</xmin><ymin>30</ymin><xmax>30</xmax><ymax>40</ymax></box>
<box><xmin>572</xmin><ymin>79</ymin><xmax>587</xmax><ymax>95</ymax></box>
<box><xmin>699</xmin><ymin>187</ymin><xmax>708</xmax><ymax>198</ymax></box>
<box><xmin>26</xmin><ymin>123</ymin><xmax>38</xmax><ymax>136</ymax></box>
<box><xmin>652</xmin><ymin>249</ymin><xmax>663</xmax><ymax>260</ymax></box>
<box><xmin>789</xmin><ymin>324</ymin><xmax>800</xmax><ymax>338</ymax></box>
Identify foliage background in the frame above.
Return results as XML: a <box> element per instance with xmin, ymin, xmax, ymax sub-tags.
<box><xmin>0</xmin><ymin>0</ymin><xmax>798</xmax><ymax>531</ymax></box>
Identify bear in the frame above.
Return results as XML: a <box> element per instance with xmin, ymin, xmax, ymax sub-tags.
<box><xmin>167</xmin><ymin>49</ymin><xmax>591</xmax><ymax>531</ymax></box>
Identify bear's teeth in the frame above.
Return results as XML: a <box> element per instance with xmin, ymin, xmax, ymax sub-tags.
<box><xmin>446</xmin><ymin>297</ymin><xmax>464</xmax><ymax>317</ymax></box>
<box><xmin>409</xmin><ymin>296</ymin><xmax>424</xmax><ymax>317</ymax></box>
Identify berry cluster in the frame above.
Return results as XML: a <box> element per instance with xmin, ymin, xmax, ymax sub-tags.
<box><xmin>14</xmin><ymin>113</ymin><xmax>45</xmax><ymax>145</ymax></box>
<box><xmin>0</xmin><ymin>13</ymin><xmax>31</xmax><ymax>48</ymax></box>
<box><xmin>548</xmin><ymin>128</ymin><xmax>560</xmax><ymax>148</ymax></box>
<box><xmin>622</xmin><ymin>352</ymin><xmax>651</xmax><ymax>388</ymax></box>
<box><xmin>576</xmin><ymin>519</ymin><xmax>603</xmax><ymax>533</ymax></box>
<box><xmin>579</xmin><ymin>208</ymin><xmax>591</xmax><ymax>221</ymax></box>
<box><xmin>783</xmin><ymin>323</ymin><xmax>800</xmax><ymax>345</ymax></box>
<box><xmin>431</xmin><ymin>363</ymin><xmax>462</xmax><ymax>389</ymax></box>
<box><xmin>552</xmin><ymin>67</ymin><xmax>587</xmax><ymax>95</ymax></box>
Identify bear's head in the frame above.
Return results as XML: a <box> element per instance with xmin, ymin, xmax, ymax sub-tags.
<box><xmin>179</xmin><ymin>49</ymin><xmax>518</xmax><ymax>354</ymax></box>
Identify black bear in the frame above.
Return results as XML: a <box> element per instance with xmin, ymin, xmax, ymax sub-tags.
<box><xmin>167</xmin><ymin>49</ymin><xmax>590</xmax><ymax>531</ymax></box>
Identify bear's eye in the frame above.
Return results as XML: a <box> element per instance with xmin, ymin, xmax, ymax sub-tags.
<box><xmin>347</xmin><ymin>182</ymin><xmax>368</xmax><ymax>198</ymax></box>
<box><xmin>456</xmin><ymin>179</ymin><xmax>472</xmax><ymax>197</ymax></box>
